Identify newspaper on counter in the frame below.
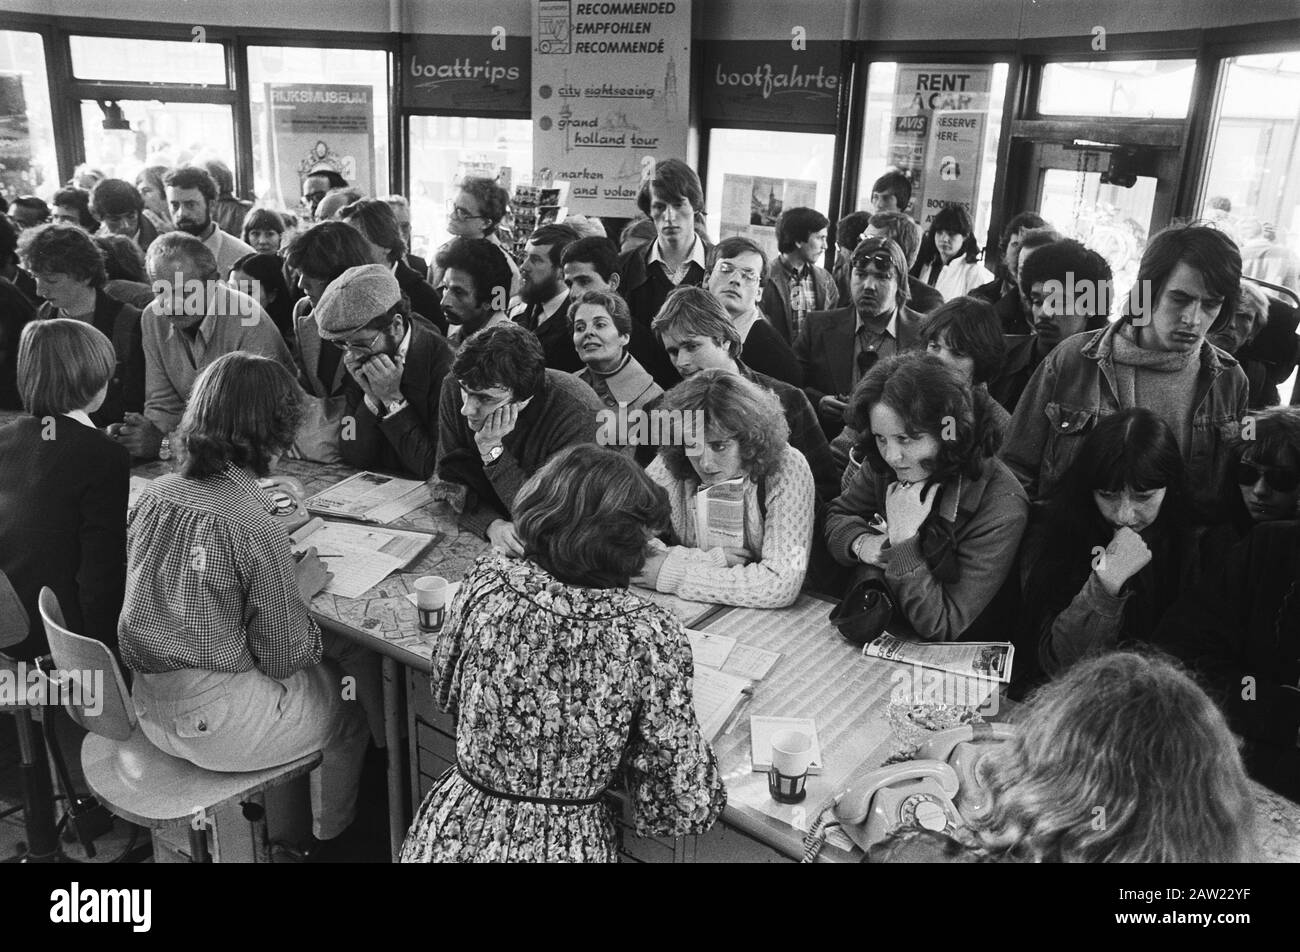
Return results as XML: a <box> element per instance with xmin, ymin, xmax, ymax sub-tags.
<box><xmin>305</xmin><ymin>471</ymin><xmax>431</xmax><ymax>524</ymax></box>
<box><xmin>862</xmin><ymin>633</ymin><xmax>1015</xmax><ymax>684</ymax></box>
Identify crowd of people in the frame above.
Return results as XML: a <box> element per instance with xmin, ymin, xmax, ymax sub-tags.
<box><xmin>0</xmin><ymin>153</ymin><xmax>1297</xmax><ymax>864</ymax></box>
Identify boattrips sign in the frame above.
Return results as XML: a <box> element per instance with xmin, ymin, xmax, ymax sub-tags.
<box><xmin>702</xmin><ymin>41</ymin><xmax>841</xmax><ymax>132</ymax></box>
<box><xmin>402</xmin><ymin>34</ymin><xmax>530</xmax><ymax>115</ymax></box>
<box><xmin>531</xmin><ymin>0</ymin><xmax>692</xmax><ymax>216</ymax></box>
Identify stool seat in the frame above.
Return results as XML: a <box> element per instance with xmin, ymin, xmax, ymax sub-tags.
<box><xmin>80</xmin><ymin>729</ymin><xmax>322</xmax><ymax>829</ymax></box>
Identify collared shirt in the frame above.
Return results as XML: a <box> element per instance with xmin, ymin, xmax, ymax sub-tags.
<box><xmin>119</xmin><ymin>465</ymin><xmax>323</xmax><ymax>679</ymax></box>
<box><xmin>448</xmin><ymin>311</ymin><xmax>510</xmax><ymax>348</ymax></box>
<box><xmin>63</xmin><ymin>409</ymin><xmax>95</xmax><ymax>429</ymax></box>
<box><xmin>363</xmin><ymin>321</ymin><xmax>414</xmax><ymax>416</ymax></box>
<box><xmin>199</xmin><ymin>222</ymin><xmax>255</xmax><ymax>279</ymax></box>
<box><xmin>509</xmin><ymin>286</ymin><xmax>568</xmax><ymax>330</ymax></box>
<box><xmin>648</xmin><ymin>234</ymin><xmax>707</xmax><ymax>286</ymax></box>
<box><xmin>853</xmin><ymin>308</ymin><xmax>899</xmax><ymax>385</ymax></box>
<box><xmin>782</xmin><ymin>256</ymin><xmax>817</xmax><ymax>338</ymax></box>
<box><xmin>141</xmin><ymin>283</ymin><xmax>295</xmax><ymax>433</ymax></box>
<box><xmin>731</xmin><ymin>305</ymin><xmax>761</xmax><ymax>343</ymax></box>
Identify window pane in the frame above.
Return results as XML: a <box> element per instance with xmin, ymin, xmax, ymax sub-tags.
<box><xmin>0</xmin><ymin>30</ymin><xmax>57</xmax><ymax>201</ymax></box>
<box><xmin>1038</xmin><ymin>168</ymin><xmax>1156</xmax><ymax>306</ymax></box>
<box><xmin>705</xmin><ymin>128</ymin><xmax>836</xmax><ymax>262</ymax></box>
<box><xmin>1201</xmin><ymin>50</ymin><xmax>1300</xmax><ymax>298</ymax></box>
<box><xmin>69</xmin><ymin>35</ymin><xmax>226</xmax><ymax>85</ymax></box>
<box><xmin>856</xmin><ymin>62</ymin><xmax>1008</xmax><ymax>243</ymax></box>
<box><xmin>1038</xmin><ymin>60</ymin><xmax>1195</xmax><ymax>119</ymax></box>
<box><xmin>407</xmin><ymin>115</ymin><xmax>532</xmax><ymax>261</ymax></box>
<box><xmin>79</xmin><ymin>100</ymin><xmax>235</xmax><ymax>184</ymax></box>
<box><xmin>247</xmin><ymin>46</ymin><xmax>390</xmax><ymax>213</ymax></box>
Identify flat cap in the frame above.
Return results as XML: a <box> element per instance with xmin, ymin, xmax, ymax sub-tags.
<box><xmin>314</xmin><ymin>263</ymin><xmax>401</xmax><ymax>336</ymax></box>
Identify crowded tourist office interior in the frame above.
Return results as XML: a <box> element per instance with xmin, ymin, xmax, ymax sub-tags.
<box><xmin>1</xmin><ymin>0</ymin><xmax>1300</xmax><ymax>873</ymax></box>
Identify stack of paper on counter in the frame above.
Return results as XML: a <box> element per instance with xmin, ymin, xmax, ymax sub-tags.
<box><xmin>863</xmin><ymin>633</ymin><xmax>1015</xmax><ymax>683</ymax></box>
<box><xmin>685</xmin><ymin>629</ymin><xmax>781</xmax><ymax>680</ymax></box>
<box><xmin>691</xmin><ymin>666</ymin><xmax>752</xmax><ymax>742</ymax></box>
<box><xmin>305</xmin><ymin>471</ymin><xmax>431</xmax><ymax>525</ymax></box>
<box><xmin>290</xmin><ymin>518</ymin><xmax>436</xmax><ymax>599</ymax></box>
<box><xmin>684</xmin><ymin>628</ymin><xmax>783</xmax><ymax>742</ymax></box>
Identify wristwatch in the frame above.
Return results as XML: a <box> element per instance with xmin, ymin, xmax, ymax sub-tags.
<box><xmin>481</xmin><ymin>444</ymin><xmax>504</xmax><ymax>466</ymax></box>
<box><xmin>383</xmin><ymin>398</ymin><xmax>409</xmax><ymax>418</ymax></box>
<box><xmin>158</xmin><ymin>435</ymin><xmax>172</xmax><ymax>461</ymax></box>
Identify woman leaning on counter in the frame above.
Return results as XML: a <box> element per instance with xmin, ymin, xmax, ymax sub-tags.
<box><xmin>400</xmin><ymin>444</ymin><xmax>726</xmax><ymax>863</ymax></box>
<box><xmin>825</xmin><ymin>352</ymin><xmax>1028</xmax><ymax>642</ymax></box>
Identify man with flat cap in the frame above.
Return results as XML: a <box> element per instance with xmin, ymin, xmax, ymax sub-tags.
<box><xmin>793</xmin><ymin>234</ymin><xmax>925</xmax><ymax>437</ymax></box>
<box><xmin>315</xmin><ymin>263</ymin><xmax>455</xmax><ymax>479</ymax></box>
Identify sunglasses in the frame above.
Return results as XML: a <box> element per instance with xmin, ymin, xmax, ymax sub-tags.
<box><xmin>851</xmin><ymin>251</ymin><xmax>895</xmax><ymax>275</ymax></box>
<box><xmin>1237</xmin><ymin>461</ymin><xmax>1300</xmax><ymax>494</ymax></box>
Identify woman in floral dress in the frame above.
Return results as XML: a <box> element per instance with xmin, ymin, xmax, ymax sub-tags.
<box><xmin>400</xmin><ymin>444</ymin><xmax>727</xmax><ymax>862</ymax></box>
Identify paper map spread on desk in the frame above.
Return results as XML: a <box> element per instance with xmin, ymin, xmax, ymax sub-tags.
<box><xmin>291</xmin><ymin>518</ymin><xmax>435</xmax><ymax>599</ymax></box>
<box><xmin>305</xmin><ymin>471</ymin><xmax>431</xmax><ymax>524</ymax></box>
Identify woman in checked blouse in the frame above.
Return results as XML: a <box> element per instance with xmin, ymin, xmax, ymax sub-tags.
<box><xmin>400</xmin><ymin>444</ymin><xmax>725</xmax><ymax>863</ymax></box>
<box><xmin>118</xmin><ymin>352</ymin><xmax>369</xmax><ymax>844</ymax></box>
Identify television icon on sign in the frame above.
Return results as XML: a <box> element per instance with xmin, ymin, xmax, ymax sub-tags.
<box><xmin>538</xmin><ymin>1</ymin><xmax>572</xmax><ymax>54</ymax></box>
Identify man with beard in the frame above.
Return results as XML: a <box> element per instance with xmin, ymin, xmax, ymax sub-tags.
<box><xmin>988</xmin><ymin>238</ymin><xmax>1112</xmax><ymax>412</ymax></box>
<box><xmin>163</xmin><ymin>166</ymin><xmax>254</xmax><ymax>279</ymax></box>
<box><xmin>315</xmin><ymin>264</ymin><xmax>454</xmax><ymax>479</ymax></box>
<box><xmin>794</xmin><ymin>235</ymin><xmax>925</xmax><ymax>437</ymax></box>
<box><xmin>435</xmin><ymin>237</ymin><xmax>513</xmax><ymax>347</ymax></box>
<box><xmin>706</xmin><ymin>236</ymin><xmax>801</xmax><ymax>387</ymax></box>
<box><xmin>123</xmin><ymin>233</ymin><xmax>294</xmax><ymax>461</ymax></box>
<box><xmin>511</xmin><ymin>222</ymin><xmax>583</xmax><ymax>372</ymax></box>
<box><xmin>1001</xmin><ymin>224</ymin><xmax>1249</xmax><ymax>510</ymax></box>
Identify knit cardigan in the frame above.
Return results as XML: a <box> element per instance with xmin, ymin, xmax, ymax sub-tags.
<box><xmin>645</xmin><ymin>446</ymin><xmax>814</xmax><ymax>608</ymax></box>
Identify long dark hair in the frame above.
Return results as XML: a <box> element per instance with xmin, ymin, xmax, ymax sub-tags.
<box><xmin>913</xmin><ymin>205</ymin><xmax>982</xmax><ymax>276</ymax></box>
<box><xmin>847</xmin><ymin>352</ymin><xmax>998</xmax><ymax>488</ymax></box>
<box><xmin>1025</xmin><ymin>409</ymin><xmax>1189</xmax><ymax>643</ymax></box>
<box><xmin>231</xmin><ymin>251</ymin><xmax>294</xmax><ymax>341</ymax></box>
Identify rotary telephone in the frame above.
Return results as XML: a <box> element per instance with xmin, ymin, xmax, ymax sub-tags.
<box><xmin>802</xmin><ymin>721</ymin><xmax>1016</xmax><ymax>860</ymax></box>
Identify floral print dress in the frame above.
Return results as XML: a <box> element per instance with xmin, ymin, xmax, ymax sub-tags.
<box><xmin>399</xmin><ymin>554</ymin><xmax>727</xmax><ymax>862</ymax></box>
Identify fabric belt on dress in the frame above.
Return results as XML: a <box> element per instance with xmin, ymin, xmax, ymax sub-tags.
<box><xmin>455</xmin><ymin>762</ymin><xmax>609</xmax><ymax>806</ymax></box>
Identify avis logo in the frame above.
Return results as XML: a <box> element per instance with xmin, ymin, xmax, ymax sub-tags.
<box><xmin>50</xmin><ymin>882</ymin><xmax>152</xmax><ymax>932</ymax></box>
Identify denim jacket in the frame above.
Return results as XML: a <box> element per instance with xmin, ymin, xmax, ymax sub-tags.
<box><xmin>1000</xmin><ymin>321</ymin><xmax>1248</xmax><ymax>509</ymax></box>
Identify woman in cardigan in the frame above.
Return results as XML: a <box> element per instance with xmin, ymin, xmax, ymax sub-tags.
<box><xmin>636</xmin><ymin>369</ymin><xmax>815</xmax><ymax>609</ymax></box>
<box><xmin>1022</xmin><ymin>409</ymin><xmax>1202</xmax><ymax>679</ymax></box>
<box><xmin>825</xmin><ymin>352</ymin><xmax>1028</xmax><ymax>642</ymax></box>
<box><xmin>400</xmin><ymin>444</ymin><xmax>726</xmax><ymax>862</ymax></box>
<box><xmin>0</xmin><ymin>319</ymin><xmax>129</xmax><ymax>660</ymax></box>
<box><xmin>570</xmin><ymin>288</ymin><xmax>662</xmax><ymax>464</ymax></box>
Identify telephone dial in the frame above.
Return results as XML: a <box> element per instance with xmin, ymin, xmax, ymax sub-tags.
<box><xmin>802</xmin><ymin>721</ymin><xmax>1016</xmax><ymax>860</ymax></box>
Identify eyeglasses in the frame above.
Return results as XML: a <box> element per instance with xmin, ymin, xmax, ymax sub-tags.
<box><xmin>1236</xmin><ymin>461</ymin><xmax>1300</xmax><ymax>494</ymax></box>
<box><xmin>325</xmin><ymin>326</ymin><xmax>387</xmax><ymax>352</ymax></box>
<box><xmin>851</xmin><ymin>251</ymin><xmax>895</xmax><ymax>276</ymax></box>
<box><xmin>714</xmin><ymin>261</ymin><xmax>760</xmax><ymax>284</ymax></box>
<box><xmin>449</xmin><ymin>205</ymin><xmax>488</xmax><ymax>223</ymax></box>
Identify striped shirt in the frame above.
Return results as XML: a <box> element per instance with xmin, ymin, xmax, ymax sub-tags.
<box><xmin>119</xmin><ymin>465</ymin><xmax>322</xmax><ymax>679</ymax></box>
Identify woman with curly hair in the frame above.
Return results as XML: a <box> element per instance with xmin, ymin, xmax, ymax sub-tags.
<box><xmin>635</xmin><ymin>369</ymin><xmax>815</xmax><ymax>608</ymax></box>
<box><xmin>401</xmin><ymin>444</ymin><xmax>726</xmax><ymax>863</ymax></box>
<box><xmin>825</xmin><ymin>352</ymin><xmax>1028</xmax><ymax>641</ymax></box>
<box><xmin>118</xmin><ymin>352</ymin><xmax>369</xmax><ymax>848</ymax></box>
<box><xmin>870</xmin><ymin>651</ymin><xmax>1255</xmax><ymax>862</ymax></box>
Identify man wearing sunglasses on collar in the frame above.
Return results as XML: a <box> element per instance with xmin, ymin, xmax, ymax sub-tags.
<box><xmin>793</xmin><ymin>235</ymin><xmax>924</xmax><ymax>437</ymax></box>
<box><xmin>315</xmin><ymin>264</ymin><xmax>454</xmax><ymax>479</ymax></box>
